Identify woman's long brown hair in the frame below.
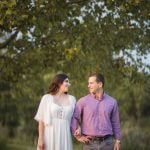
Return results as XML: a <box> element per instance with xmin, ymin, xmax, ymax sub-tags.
<box><xmin>48</xmin><ymin>74</ymin><xmax>68</xmax><ymax>95</ymax></box>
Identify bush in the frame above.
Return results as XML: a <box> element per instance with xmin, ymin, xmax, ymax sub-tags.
<box><xmin>121</xmin><ymin>121</ymin><xmax>150</xmax><ymax>150</ymax></box>
<box><xmin>0</xmin><ymin>125</ymin><xmax>9</xmax><ymax>150</ymax></box>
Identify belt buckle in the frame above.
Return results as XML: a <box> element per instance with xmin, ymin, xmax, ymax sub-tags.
<box><xmin>96</xmin><ymin>135</ymin><xmax>109</xmax><ymax>141</ymax></box>
<box><xmin>101</xmin><ymin>137</ymin><xmax>105</xmax><ymax>141</ymax></box>
<box><xmin>92</xmin><ymin>135</ymin><xmax>111</xmax><ymax>141</ymax></box>
<box><xmin>94</xmin><ymin>136</ymin><xmax>104</xmax><ymax>141</ymax></box>
<box><xmin>98</xmin><ymin>137</ymin><xmax>105</xmax><ymax>142</ymax></box>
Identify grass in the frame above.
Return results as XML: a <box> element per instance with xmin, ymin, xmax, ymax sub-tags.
<box><xmin>7</xmin><ymin>137</ymin><xmax>83</xmax><ymax>150</ymax></box>
<box><xmin>8</xmin><ymin>142</ymin><xmax>82</xmax><ymax>150</ymax></box>
<box><xmin>2</xmin><ymin>119</ymin><xmax>150</xmax><ymax>150</ymax></box>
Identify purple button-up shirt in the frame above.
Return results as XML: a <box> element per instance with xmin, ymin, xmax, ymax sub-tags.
<box><xmin>71</xmin><ymin>93</ymin><xmax>121</xmax><ymax>140</ymax></box>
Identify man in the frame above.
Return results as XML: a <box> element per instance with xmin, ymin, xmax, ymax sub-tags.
<box><xmin>71</xmin><ymin>73</ymin><xmax>121</xmax><ymax>150</ymax></box>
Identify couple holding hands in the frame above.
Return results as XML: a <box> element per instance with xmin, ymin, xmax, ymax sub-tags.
<box><xmin>34</xmin><ymin>73</ymin><xmax>121</xmax><ymax>150</ymax></box>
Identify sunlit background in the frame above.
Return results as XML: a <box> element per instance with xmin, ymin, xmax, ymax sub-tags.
<box><xmin>0</xmin><ymin>0</ymin><xmax>150</xmax><ymax>150</ymax></box>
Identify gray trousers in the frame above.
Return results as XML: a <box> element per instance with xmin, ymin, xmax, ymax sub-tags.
<box><xmin>83</xmin><ymin>137</ymin><xmax>114</xmax><ymax>150</ymax></box>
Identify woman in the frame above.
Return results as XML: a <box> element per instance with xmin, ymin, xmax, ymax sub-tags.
<box><xmin>34</xmin><ymin>74</ymin><xmax>76</xmax><ymax>150</ymax></box>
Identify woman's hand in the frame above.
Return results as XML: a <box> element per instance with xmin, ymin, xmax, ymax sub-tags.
<box><xmin>76</xmin><ymin>135</ymin><xmax>92</xmax><ymax>144</ymax></box>
<box><xmin>37</xmin><ymin>137</ymin><xmax>44</xmax><ymax>150</ymax></box>
<box><xmin>74</xmin><ymin>127</ymin><xmax>81</xmax><ymax>136</ymax></box>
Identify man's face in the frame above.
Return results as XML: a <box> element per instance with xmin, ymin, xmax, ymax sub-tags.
<box><xmin>88</xmin><ymin>76</ymin><xmax>102</xmax><ymax>93</ymax></box>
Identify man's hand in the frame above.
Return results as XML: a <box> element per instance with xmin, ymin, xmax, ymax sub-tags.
<box><xmin>76</xmin><ymin>135</ymin><xmax>92</xmax><ymax>144</ymax></box>
<box><xmin>114</xmin><ymin>140</ymin><xmax>120</xmax><ymax>150</ymax></box>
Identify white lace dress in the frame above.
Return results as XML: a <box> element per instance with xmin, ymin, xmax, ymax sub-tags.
<box><xmin>34</xmin><ymin>94</ymin><xmax>76</xmax><ymax>150</ymax></box>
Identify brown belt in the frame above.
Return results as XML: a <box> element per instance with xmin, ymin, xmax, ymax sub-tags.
<box><xmin>91</xmin><ymin>135</ymin><xmax>112</xmax><ymax>141</ymax></box>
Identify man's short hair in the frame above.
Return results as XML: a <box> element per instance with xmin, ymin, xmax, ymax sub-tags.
<box><xmin>89</xmin><ymin>73</ymin><xmax>105</xmax><ymax>87</ymax></box>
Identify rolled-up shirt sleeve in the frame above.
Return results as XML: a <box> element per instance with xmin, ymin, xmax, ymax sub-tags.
<box><xmin>71</xmin><ymin>99</ymin><xmax>83</xmax><ymax>134</ymax></box>
<box><xmin>111</xmin><ymin>101</ymin><xmax>121</xmax><ymax>140</ymax></box>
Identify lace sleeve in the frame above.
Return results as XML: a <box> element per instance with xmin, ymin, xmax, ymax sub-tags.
<box><xmin>34</xmin><ymin>94</ymin><xmax>52</xmax><ymax>125</ymax></box>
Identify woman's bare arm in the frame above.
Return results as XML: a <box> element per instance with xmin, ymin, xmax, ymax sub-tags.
<box><xmin>37</xmin><ymin>121</ymin><xmax>45</xmax><ymax>150</ymax></box>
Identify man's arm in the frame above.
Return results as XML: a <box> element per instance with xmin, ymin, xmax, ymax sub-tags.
<box><xmin>71</xmin><ymin>100</ymin><xmax>82</xmax><ymax>135</ymax></box>
<box><xmin>111</xmin><ymin>101</ymin><xmax>121</xmax><ymax>150</ymax></box>
<box><xmin>71</xmin><ymin>99</ymin><xmax>91</xmax><ymax>143</ymax></box>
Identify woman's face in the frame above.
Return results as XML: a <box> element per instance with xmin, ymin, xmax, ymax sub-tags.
<box><xmin>59</xmin><ymin>78</ymin><xmax>70</xmax><ymax>93</ymax></box>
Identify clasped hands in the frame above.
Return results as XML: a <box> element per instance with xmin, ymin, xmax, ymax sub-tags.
<box><xmin>74</xmin><ymin>128</ymin><xmax>120</xmax><ymax>150</ymax></box>
<box><xmin>74</xmin><ymin>128</ymin><xmax>92</xmax><ymax>144</ymax></box>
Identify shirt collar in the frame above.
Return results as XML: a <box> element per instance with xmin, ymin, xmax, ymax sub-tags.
<box><xmin>90</xmin><ymin>92</ymin><xmax>105</xmax><ymax>101</ymax></box>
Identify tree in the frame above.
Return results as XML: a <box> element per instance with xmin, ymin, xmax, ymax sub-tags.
<box><xmin>0</xmin><ymin>0</ymin><xmax>149</xmax><ymax>140</ymax></box>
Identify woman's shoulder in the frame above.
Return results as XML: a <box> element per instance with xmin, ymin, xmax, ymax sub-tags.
<box><xmin>68</xmin><ymin>94</ymin><xmax>76</xmax><ymax>99</ymax></box>
<box><xmin>68</xmin><ymin>94</ymin><xmax>76</xmax><ymax>103</ymax></box>
<box><xmin>41</xmin><ymin>94</ymin><xmax>53</xmax><ymax>102</ymax></box>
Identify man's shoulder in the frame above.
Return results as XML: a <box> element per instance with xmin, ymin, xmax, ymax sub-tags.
<box><xmin>79</xmin><ymin>94</ymin><xmax>90</xmax><ymax>100</ymax></box>
<box><xmin>104</xmin><ymin>93</ymin><xmax>117</xmax><ymax>103</ymax></box>
<box><xmin>77</xmin><ymin>94</ymin><xmax>90</xmax><ymax>103</ymax></box>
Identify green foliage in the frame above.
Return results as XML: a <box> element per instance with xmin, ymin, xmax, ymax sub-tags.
<box><xmin>141</xmin><ymin>75</ymin><xmax>150</xmax><ymax>117</ymax></box>
<box><xmin>0</xmin><ymin>137</ymin><xmax>8</xmax><ymax>150</ymax></box>
<box><xmin>0</xmin><ymin>0</ymin><xmax>149</xmax><ymax>149</ymax></box>
<box><xmin>0</xmin><ymin>125</ymin><xmax>9</xmax><ymax>150</ymax></box>
<box><xmin>121</xmin><ymin>120</ymin><xmax>150</xmax><ymax>150</ymax></box>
